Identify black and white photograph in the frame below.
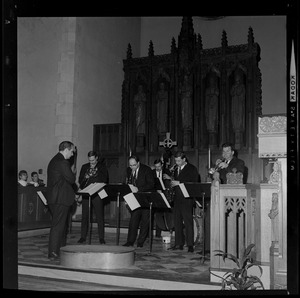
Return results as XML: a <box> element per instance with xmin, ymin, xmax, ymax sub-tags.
<box><xmin>3</xmin><ymin>0</ymin><xmax>299</xmax><ymax>294</ymax></box>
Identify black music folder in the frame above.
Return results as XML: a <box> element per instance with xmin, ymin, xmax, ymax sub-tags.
<box><xmin>177</xmin><ymin>182</ymin><xmax>211</xmax><ymax>198</ymax></box>
<box><xmin>98</xmin><ymin>183</ymin><xmax>137</xmax><ymax>199</ymax></box>
<box><xmin>123</xmin><ymin>191</ymin><xmax>171</xmax><ymax>211</ymax></box>
<box><xmin>77</xmin><ymin>182</ymin><xmax>106</xmax><ymax>196</ymax></box>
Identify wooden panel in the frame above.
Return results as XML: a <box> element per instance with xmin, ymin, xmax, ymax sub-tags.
<box><xmin>94</xmin><ymin>124</ymin><xmax>121</xmax><ymax>154</ymax></box>
<box><xmin>18</xmin><ymin>186</ymin><xmax>51</xmax><ymax>230</ymax></box>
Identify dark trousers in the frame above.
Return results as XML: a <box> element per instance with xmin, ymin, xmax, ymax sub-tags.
<box><xmin>154</xmin><ymin>210</ymin><xmax>164</xmax><ymax>236</ymax></box>
<box><xmin>173</xmin><ymin>191</ymin><xmax>194</xmax><ymax>247</ymax></box>
<box><xmin>127</xmin><ymin>208</ymin><xmax>150</xmax><ymax>245</ymax></box>
<box><xmin>81</xmin><ymin>194</ymin><xmax>105</xmax><ymax>240</ymax></box>
<box><xmin>48</xmin><ymin>204</ymin><xmax>71</xmax><ymax>255</ymax></box>
<box><xmin>155</xmin><ymin>223</ymin><xmax>162</xmax><ymax>237</ymax></box>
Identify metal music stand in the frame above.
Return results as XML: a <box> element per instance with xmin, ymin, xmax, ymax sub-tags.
<box><xmin>77</xmin><ymin>183</ymin><xmax>106</xmax><ymax>244</ymax></box>
<box><xmin>125</xmin><ymin>192</ymin><xmax>171</xmax><ymax>254</ymax></box>
<box><xmin>102</xmin><ymin>183</ymin><xmax>133</xmax><ymax>245</ymax></box>
<box><xmin>175</xmin><ymin>182</ymin><xmax>211</xmax><ymax>263</ymax></box>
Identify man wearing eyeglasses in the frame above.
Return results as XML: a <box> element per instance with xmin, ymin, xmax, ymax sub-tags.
<box><xmin>122</xmin><ymin>155</ymin><xmax>155</xmax><ymax>248</ymax></box>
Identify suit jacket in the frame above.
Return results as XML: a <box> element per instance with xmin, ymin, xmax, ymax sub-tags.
<box><xmin>174</xmin><ymin>162</ymin><xmax>199</xmax><ymax>183</ymax></box>
<box><xmin>174</xmin><ymin>163</ymin><xmax>199</xmax><ymax>206</ymax></box>
<box><xmin>218</xmin><ymin>156</ymin><xmax>245</xmax><ymax>184</ymax></box>
<box><xmin>47</xmin><ymin>152</ymin><xmax>76</xmax><ymax>206</ymax></box>
<box><xmin>152</xmin><ymin>168</ymin><xmax>171</xmax><ymax>191</ymax></box>
<box><xmin>173</xmin><ymin>162</ymin><xmax>199</xmax><ymax>203</ymax></box>
<box><xmin>126</xmin><ymin>163</ymin><xmax>155</xmax><ymax>192</ymax></box>
<box><xmin>78</xmin><ymin>160</ymin><xmax>109</xmax><ymax>190</ymax></box>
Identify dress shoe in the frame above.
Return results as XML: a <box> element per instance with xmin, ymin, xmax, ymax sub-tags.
<box><xmin>187</xmin><ymin>246</ymin><xmax>194</xmax><ymax>253</ymax></box>
<box><xmin>137</xmin><ymin>243</ymin><xmax>143</xmax><ymax>248</ymax></box>
<box><xmin>99</xmin><ymin>239</ymin><xmax>106</xmax><ymax>244</ymax></box>
<box><xmin>168</xmin><ymin>245</ymin><xmax>183</xmax><ymax>251</ymax></box>
<box><xmin>122</xmin><ymin>242</ymin><xmax>133</xmax><ymax>247</ymax></box>
<box><xmin>48</xmin><ymin>252</ymin><xmax>60</xmax><ymax>261</ymax></box>
<box><xmin>77</xmin><ymin>237</ymin><xmax>86</xmax><ymax>244</ymax></box>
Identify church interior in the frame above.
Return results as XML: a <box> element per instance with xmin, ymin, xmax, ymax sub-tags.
<box><xmin>3</xmin><ymin>3</ymin><xmax>299</xmax><ymax>293</ymax></box>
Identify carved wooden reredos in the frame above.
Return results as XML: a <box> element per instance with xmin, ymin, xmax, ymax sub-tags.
<box><xmin>95</xmin><ymin>16</ymin><xmax>263</xmax><ymax>184</ymax></box>
<box><xmin>121</xmin><ymin>17</ymin><xmax>262</xmax><ymax>160</ymax></box>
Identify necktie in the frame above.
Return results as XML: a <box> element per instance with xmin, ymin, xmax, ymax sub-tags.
<box><xmin>131</xmin><ymin>171</ymin><xmax>136</xmax><ymax>186</ymax></box>
<box><xmin>178</xmin><ymin>167</ymin><xmax>181</xmax><ymax>176</ymax></box>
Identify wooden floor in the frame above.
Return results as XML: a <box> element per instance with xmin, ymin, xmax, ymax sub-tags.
<box><xmin>18</xmin><ymin>275</ymin><xmax>142</xmax><ymax>292</ymax></box>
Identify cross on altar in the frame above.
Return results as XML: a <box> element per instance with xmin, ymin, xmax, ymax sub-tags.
<box><xmin>159</xmin><ymin>132</ymin><xmax>177</xmax><ymax>149</ymax></box>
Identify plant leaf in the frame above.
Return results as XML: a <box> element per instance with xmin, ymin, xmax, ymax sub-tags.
<box><xmin>243</xmin><ymin>243</ymin><xmax>255</xmax><ymax>258</ymax></box>
<box><xmin>245</xmin><ymin>263</ymin><xmax>263</xmax><ymax>278</ymax></box>
<box><xmin>223</xmin><ymin>271</ymin><xmax>232</xmax><ymax>278</ymax></box>
<box><xmin>214</xmin><ymin>253</ymin><xmax>224</xmax><ymax>257</ymax></box>
<box><xmin>241</xmin><ymin>254</ymin><xmax>252</xmax><ymax>267</ymax></box>
<box><xmin>214</xmin><ymin>250</ymin><xmax>226</xmax><ymax>254</ymax></box>
<box><xmin>243</xmin><ymin>279</ymin><xmax>255</xmax><ymax>290</ymax></box>
<box><xmin>226</xmin><ymin>254</ymin><xmax>240</xmax><ymax>267</ymax></box>
<box><xmin>248</xmin><ymin>276</ymin><xmax>265</xmax><ymax>289</ymax></box>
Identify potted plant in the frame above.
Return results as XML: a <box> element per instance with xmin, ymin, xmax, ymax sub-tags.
<box><xmin>210</xmin><ymin>243</ymin><xmax>264</xmax><ymax>290</ymax></box>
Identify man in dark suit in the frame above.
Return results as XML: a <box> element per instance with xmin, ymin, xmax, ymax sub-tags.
<box><xmin>123</xmin><ymin>155</ymin><xmax>155</xmax><ymax>248</ymax></box>
<box><xmin>77</xmin><ymin>151</ymin><xmax>109</xmax><ymax>244</ymax></box>
<box><xmin>212</xmin><ymin>142</ymin><xmax>245</xmax><ymax>184</ymax></box>
<box><xmin>47</xmin><ymin>141</ymin><xmax>76</xmax><ymax>260</ymax></box>
<box><xmin>164</xmin><ymin>151</ymin><xmax>199</xmax><ymax>253</ymax></box>
<box><xmin>152</xmin><ymin>159</ymin><xmax>172</xmax><ymax>237</ymax></box>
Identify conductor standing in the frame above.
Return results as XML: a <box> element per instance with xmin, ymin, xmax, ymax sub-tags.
<box><xmin>47</xmin><ymin>141</ymin><xmax>76</xmax><ymax>261</ymax></box>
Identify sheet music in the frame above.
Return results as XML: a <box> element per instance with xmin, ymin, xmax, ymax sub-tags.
<box><xmin>78</xmin><ymin>182</ymin><xmax>106</xmax><ymax>196</ymax></box>
<box><xmin>98</xmin><ymin>188</ymin><xmax>108</xmax><ymax>199</ymax></box>
<box><xmin>158</xmin><ymin>178</ymin><xmax>166</xmax><ymax>190</ymax></box>
<box><xmin>128</xmin><ymin>184</ymin><xmax>138</xmax><ymax>193</ymax></box>
<box><xmin>179</xmin><ymin>183</ymin><xmax>189</xmax><ymax>198</ymax></box>
<box><xmin>159</xmin><ymin>192</ymin><xmax>171</xmax><ymax>208</ymax></box>
<box><xmin>195</xmin><ymin>200</ymin><xmax>202</xmax><ymax>208</ymax></box>
<box><xmin>123</xmin><ymin>192</ymin><xmax>141</xmax><ymax>210</ymax></box>
<box><xmin>37</xmin><ymin>191</ymin><xmax>47</xmax><ymax>205</ymax></box>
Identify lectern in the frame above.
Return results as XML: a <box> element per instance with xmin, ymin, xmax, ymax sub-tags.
<box><xmin>123</xmin><ymin>191</ymin><xmax>171</xmax><ymax>253</ymax></box>
<box><xmin>175</xmin><ymin>182</ymin><xmax>211</xmax><ymax>263</ymax></box>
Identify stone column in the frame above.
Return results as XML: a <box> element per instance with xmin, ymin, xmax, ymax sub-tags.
<box><xmin>55</xmin><ymin>17</ymin><xmax>77</xmax><ymax>145</ymax></box>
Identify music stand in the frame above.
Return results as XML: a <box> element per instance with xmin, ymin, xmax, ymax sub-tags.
<box><xmin>175</xmin><ymin>182</ymin><xmax>211</xmax><ymax>263</ymax></box>
<box><xmin>77</xmin><ymin>182</ymin><xmax>106</xmax><ymax>244</ymax></box>
<box><xmin>100</xmin><ymin>183</ymin><xmax>133</xmax><ymax>245</ymax></box>
<box><xmin>123</xmin><ymin>191</ymin><xmax>171</xmax><ymax>253</ymax></box>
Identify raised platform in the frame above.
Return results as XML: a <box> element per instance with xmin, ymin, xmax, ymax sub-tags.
<box><xmin>60</xmin><ymin>245</ymin><xmax>135</xmax><ymax>269</ymax></box>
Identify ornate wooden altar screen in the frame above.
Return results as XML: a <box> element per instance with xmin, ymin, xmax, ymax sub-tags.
<box><xmin>93</xmin><ymin>17</ymin><xmax>263</xmax><ymax>227</ymax></box>
<box><xmin>118</xmin><ymin>17</ymin><xmax>262</xmax><ymax>182</ymax></box>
